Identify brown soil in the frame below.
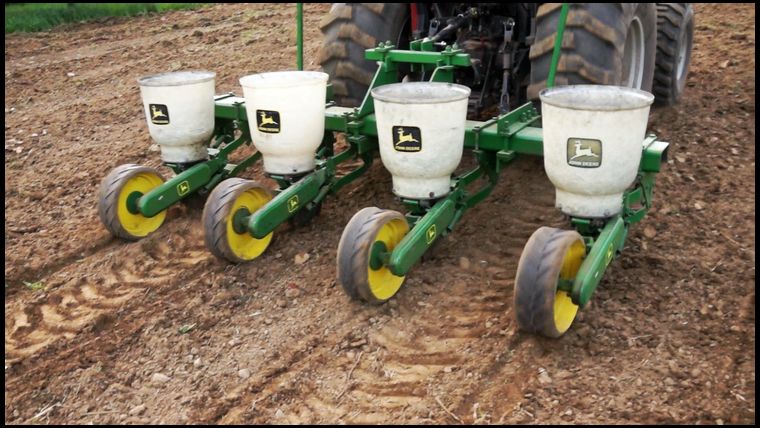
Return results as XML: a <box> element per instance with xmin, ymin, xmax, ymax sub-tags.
<box><xmin>4</xmin><ymin>3</ymin><xmax>755</xmax><ymax>424</ymax></box>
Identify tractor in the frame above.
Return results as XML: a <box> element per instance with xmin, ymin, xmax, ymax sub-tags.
<box><xmin>319</xmin><ymin>3</ymin><xmax>695</xmax><ymax>116</ymax></box>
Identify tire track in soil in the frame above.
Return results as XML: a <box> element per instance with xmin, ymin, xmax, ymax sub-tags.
<box><xmin>210</xmin><ymin>164</ymin><xmax>562</xmax><ymax>424</ymax></box>
<box><xmin>4</xmin><ymin>218</ymin><xmax>211</xmax><ymax>365</ymax></box>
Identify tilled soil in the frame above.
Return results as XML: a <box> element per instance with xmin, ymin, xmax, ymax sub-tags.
<box><xmin>4</xmin><ymin>3</ymin><xmax>755</xmax><ymax>424</ymax></box>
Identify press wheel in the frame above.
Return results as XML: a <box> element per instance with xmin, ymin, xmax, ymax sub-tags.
<box><xmin>98</xmin><ymin>164</ymin><xmax>166</xmax><ymax>241</ymax></box>
<box><xmin>514</xmin><ymin>227</ymin><xmax>587</xmax><ymax>338</ymax></box>
<box><xmin>202</xmin><ymin>178</ymin><xmax>273</xmax><ymax>263</ymax></box>
<box><xmin>337</xmin><ymin>207</ymin><xmax>409</xmax><ymax>304</ymax></box>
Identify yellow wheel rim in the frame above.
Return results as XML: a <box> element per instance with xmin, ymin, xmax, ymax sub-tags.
<box><xmin>367</xmin><ymin>218</ymin><xmax>409</xmax><ymax>301</ymax></box>
<box><xmin>554</xmin><ymin>239</ymin><xmax>585</xmax><ymax>334</ymax></box>
<box><xmin>116</xmin><ymin>172</ymin><xmax>166</xmax><ymax>237</ymax></box>
<box><xmin>225</xmin><ymin>187</ymin><xmax>272</xmax><ymax>261</ymax></box>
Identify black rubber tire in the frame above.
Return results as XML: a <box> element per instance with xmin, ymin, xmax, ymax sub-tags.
<box><xmin>337</xmin><ymin>207</ymin><xmax>407</xmax><ymax>304</ymax></box>
<box><xmin>202</xmin><ymin>178</ymin><xmax>273</xmax><ymax>263</ymax></box>
<box><xmin>528</xmin><ymin>3</ymin><xmax>658</xmax><ymax>101</ymax></box>
<box><xmin>514</xmin><ymin>227</ymin><xmax>586</xmax><ymax>338</ymax></box>
<box><xmin>652</xmin><ymin>3</ymin><xmax>694</xmax><ymax>106</ymax></box>
<box><xmin>97</xmin><ymin>164</ymin><xmax>166</xmax><ymax>241</ymax></box>
<box><xmin>318</xmin><ymin>3</ymin><xmax>409</xmax><ymax>107</ymax></box>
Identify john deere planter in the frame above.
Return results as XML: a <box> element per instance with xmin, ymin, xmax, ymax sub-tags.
<box><xmin>333</xmin><ymin>41</ymin><xmax>668</xmax><ymax>338</ymax></box>
<box><xmin>98</xmin><ymin>3</ymin><xmax>670</xmax><ymax>338</ymax></box>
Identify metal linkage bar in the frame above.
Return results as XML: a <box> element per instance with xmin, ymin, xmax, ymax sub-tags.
<box><xmin>568</xmin><ymin>136</ymin><xmax>670</xmax><ymax>307</ymax></box>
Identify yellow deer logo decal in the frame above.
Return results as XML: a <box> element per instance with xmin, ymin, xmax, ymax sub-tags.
<box><xmin>569</xmin><ymin>140</ymin><xmax>600</xmax><ymax>160</ymax></box>
<box><xmin>396</xmin><ymin>128</ymin><xmax>419</xmax><ymax>144</ymax></box>
<box><xmin>259</xmin><ymin>111</ymin><xmax>278</xmax><ymax>127</ymax></box>
<box><xmin>151</xmin><ymin>105</ymin><xmax>166</xmax><ymax>120</ymax></box>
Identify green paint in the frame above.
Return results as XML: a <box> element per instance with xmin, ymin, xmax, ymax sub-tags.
<box><xmin>296</xmin><ymin>3</ymin><xmax>303</xmax><ymax>70</ymax></box>
<box><xmin>547</xmin><ymin>3</ymin><xmax>570</xmax><ymax>88</ymax></box>
<box><xmin>571</xmin><ymin>216</ymin><xmax>627</xmax><ymax>307</ymax></box>
<box><xmin>388</xmin><ymin>198</ymin><xmax>456</xmax><ymax>277</ymax></box>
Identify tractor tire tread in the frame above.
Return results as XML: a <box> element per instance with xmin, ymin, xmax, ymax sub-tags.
<box><xmin>652</xmin><ymin>3</ymin><xmax>694</xmax><ymax>106</ymax></box>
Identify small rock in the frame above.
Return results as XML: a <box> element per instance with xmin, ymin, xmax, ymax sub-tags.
<box><xmin>716</xmin><ymin>418</ymin><xmax>724</xmax><ymax>425</ymax></box>
<box><xmin>276</xmin><ymin>298</ymin><xmax>287</xmax><ymax>308</ymax></box>
<box><xmin>565</xmin><ymin>409</ymin><xmax>573</xmax><ymax>416</ymax></box>
<box><xmin>151</xmin><ymin>373</ymin><xmax>170</xmax><ymax>384</ymax></box>
<box><xmin>346</xmin><ymin>351</ymin><xmax>355</xmax><ymax>360</ymax></box>
<box><xmin>284</xmin><ymin>287</ymin><xmax>301</xmax><ymax>298</ymax></box>
<box><xmin>643</xmin><ymin>226</ymin><xmax>657</xmax><ymax>239</ymax></box>
<box><xmin>719</xmin><ymin>60</ymin><xmax>729</xmax><ymax>69</ymax></box>
<box><xmin>238</xmin><ymin>368</ymin><xmax>251</xmax><ymax>379</ymax></box>
<box><xmin>129</xmin><ymin>405</ymin><xmax>146</xmax><ymax>416</ymax></box>
<box><xmin>485</xmin><ymin>321</ymin><xmax>494</xmax><ymax>329</ymax></box>
<box><xmin>193</xmin><ymin>357</ymin><xmax>202</xmax><ymax>368</ymax></box>
<box><xmin>668</xmin><ymin>360</ymin><xmax>680</xmax><ymax>375</ymax></box>
<box><xmin>675</xmin><ymin>155</ymin><xmax>686</xmax><ymax>163</ymax></box>
<box><xmin>264</xmin><ymin>318</ymin><xmax>273</xmax><ymax>325</ymax></box>
<box><xmin>275</xmin><ymin>409</ymin><xmax>284</xmax><ymax>418</ymax></box>
<box><xmin>294</xmin><ymin>252</ymin><xmax>310</xmax><ymax>265</ymax></box>
<box><xmin>148</xmin><ymin>144</ymin><xmax>160</xmax><ymax>152</ymax></box>
<box><xmin>694</xmin><ymin>202</ymin><xmax>704</xmax><ymax>211</ymax></box>
<box><xmin>538</xmin><ymin>370</ymin><xmax>552</xmax><ymax>385</ymax></box>
<box><xmin>458</xmin><ymin>257</ymin><xmax>471</xmax><ymax>270</ymax></box>
<box><xmin>228</xmin><ymin>337</ymin><xmax>241</xmax><ymax>347</ymax></box>
<box><xmin>349</xmin><ymin>338</ymin><xmax>367</xmax><ymax>348</ymax></box>
<box><xmin>444</xmin><ymin>366</ymin><xmax>453</xmax><ymax>373</ymax></box>
<box><xmin>67</xmin><ymin>72</ymin><xmax>76</xmax><ymax>77</ymax></box>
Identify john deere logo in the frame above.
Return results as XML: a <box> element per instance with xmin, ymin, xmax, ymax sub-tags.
<box><xmin>567</xmin><ymin>138</ymin><xmax>602</xmax><ymax>168</ymax></box>
<box><xmin>149</xmin><ymin>104</ymin><xmax>170</xmax><ymax>125</ymax></box>
<box><xmin>392</xmin><ymin>126</ymin><xmax>421</xmax><ymax>152</ymax></box>
<box><xmin>425</xmin><ymin>224</ymin><xmax>436</xmax><ymax>244</ymax></box>
<box><xmin>177</xmin><ymin>180</ymin><xmax>190</xmax><ymax>196</ymax></box>
<box><xmin>256</xmin><ymin>110</ymin><xmax>280</xmax><ymax>133</ymax></box>
<box><xmin>287</xmin><ymin>195</ymin><xmax>299</xmax><ymax>213</ymax></box>
<box><xmin>606</xmin><ymin>245</ymin><xmax>614</xmax><ymax>264</ymax></box>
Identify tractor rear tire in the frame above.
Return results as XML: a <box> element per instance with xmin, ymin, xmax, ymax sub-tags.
<box><xmin>528</xmin><ymin>3</ymin><xmax>658</xmax><ymax>101</ymax></box>
<box><xmin>318</xmin><ymin>3</ymin><xmax>409</xmax><ymax>107</ymax></box>
<box><xmin>652</xmin><ymin>3</ymin><xmax>694</xmax><ymax>106</ymax></box>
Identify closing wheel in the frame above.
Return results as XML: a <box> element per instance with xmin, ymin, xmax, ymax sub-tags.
<box><xmin>514</xmin><ymin>227</ymin><xmax>587</xmax><ymax>338</ymax></box>
<box><xmin>337</xmin><ymin>207</ymin><xmax>410</xmax><ymax>304</ymax></box>
<box><xmin>202</xmin><ymin>178</ymin><xmax>273</xmax><ymax>263</ymax></box>
<box><xmin>98</xmin><ymin>164</ymin><xmax>167</xmax><ymax>241</ymax></box>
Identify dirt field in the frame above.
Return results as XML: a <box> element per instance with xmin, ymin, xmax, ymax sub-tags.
<box><xmin>4</xmin><ymin>3</ymin><xmax>755</xmax><ymax>424</ymax></box>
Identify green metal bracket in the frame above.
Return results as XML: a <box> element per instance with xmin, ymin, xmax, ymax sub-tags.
<box><xmin>248</xmin><ymin>169</ymin><xmax>327</xmax><ymax>239</ymax></box>
<box><xmin>569</xmin><ymin>137</ymin><xmax>668</xmax><ymax>306</ymax></box>
<box><xmin>388</xmin><ymin>198</ymin><xmax>457</xmax><ymax>277</ymax></box>
<box><xmin>547</xmin><ymin>3</ymin><xmax>570</xmax><ymax>88</ymax></box>
<box><xmin>296</xmin><ymin>3</ymin><xmax>303</xmax><ymax>71</ymax></box>
<box><xmin>571</xmin><ymin>215</ymin><xmax>628</xmax><ymax>307</ymax></box>
<box><xmin>139</xmin><ymin>157</ymin><xmax>224</xmax><ymax>217</ymax></box>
